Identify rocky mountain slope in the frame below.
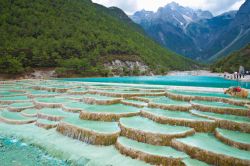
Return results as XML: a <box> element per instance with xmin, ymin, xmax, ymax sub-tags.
<box><xmin>207</xmin><ymin>0</ymin><xmax>250</xmax><ymax>61</ymax></box>
<box><xmin>131</xmin><ymin>0</ymin><xmax>250</xmax><ymax>62</ymax></box>
<box><xmin>186</xmin><ymin>11</ymin><xmax>237</xmax><ymax>61</ymax></box>
<box><xmin>0</xmin><ymin>0</ymin><xmax>198</xmax><ymax>77</ymax></box>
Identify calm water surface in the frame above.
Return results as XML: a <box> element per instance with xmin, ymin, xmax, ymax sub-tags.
<box><xmin>63</xmin><ymin>76</ymin><xmax>250</xmax><ymax>89</ymax></box>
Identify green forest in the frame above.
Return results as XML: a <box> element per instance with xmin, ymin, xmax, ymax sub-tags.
<box><xmin>0</xmin><ymin>0</ymin><xmax>198</xmax><ymax>77</ymax></box>
<box><xmin>211</xmin><ymin>44</ymin><xmax>250</xmax><ymax>73</ymax></box>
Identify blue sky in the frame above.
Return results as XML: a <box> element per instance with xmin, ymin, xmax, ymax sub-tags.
<box><xmin>92</xmin><ymin>0</ymin><xmax>246</xmax><ymax>15</ymax></box>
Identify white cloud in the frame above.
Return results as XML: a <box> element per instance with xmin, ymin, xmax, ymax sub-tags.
<box><xmin>200</xmin><ymin>0</ymin><xmax>245</xmax><ymax>15</ymax></box>
<box><xmin>228</xmin><ymin>0</ymin><xmax>245</xmax><ymax>11</ymax></box>
<box><xmin>92</xmin><ymin>0</ymin><xmax>246</xmax><ymax>15</ymax></box>
<box><xmin>92</xmin><ymin>0</ymin><xmax>138</xmax><ymax>14</ymax></box>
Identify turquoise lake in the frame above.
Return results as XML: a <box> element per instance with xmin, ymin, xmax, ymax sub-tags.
<box><xmin>63</xmin><ymin>76</ymin><xmax>250</xmax><ymax>89</ymax></box>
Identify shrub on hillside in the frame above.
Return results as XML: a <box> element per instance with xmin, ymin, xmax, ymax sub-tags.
<box><xmin>0</xmin><ymin>55</ymin><xmax>24</xmax><ymax>74</ymax></box>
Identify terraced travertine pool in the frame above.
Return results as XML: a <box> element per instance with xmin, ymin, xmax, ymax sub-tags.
<box><xmin>191</xmin><ymin>109</ymin><xmax>250</xmax><ymax>124</ymax></box>
<box><xmin>35</xmin><ymin>97</ymin><xmax>69</xmax><ymax>104</ymax></box>
<box><xmin>8</xmin><ymin>102</ymin><xmax>34</xmax><ymax>109</ymax></box>
<box><xmin>82</xmin><ymin>104</ymin><xmax>140</xmax><ymax>114</ymax></box>
<box><xmin>62</xmin><ymin>116</ymin><xmax>120</xmax><ymax>133</ymax></box>
<box><xmin>28</xmin><ymin>90</ymin><xmax>59</xmax><ymax>95</ymax></box>
<box><xmin>122</xmin><ymin>99</ymin><xmax>147</xmax><ymax>104</ymax></box>
<box><xmin>171</xmin><ymin>90</ymin><xmax>231</xmax><ymax>97</ymax></box>
<box><xmin>192</xmin><ymin>100</ymin><xmax>249</xmax><ymax>110</ymax></box>
<box><xmin>120</xmin><ymin>116</ymin><xmax>193</xmax><ymax>134</ymax></box>
<box><xmin>0</xmin><ymin>91</ymin><xmax>25</xmax><ymax>97</ymax></box>
<box><xmin>0</xmin><ymin>79</ymin><xmax>250</xmax><ymax>166</ymax></box>
<box><xmin>117</xmin><ymin>136</ymin><xmax>188</xmax><ymax>158</ymax></box>
<box><xmin>0</xmin><ymin>111</ymin><xmax>35</xmax><ymax>121</ymax></box>
<box><xmin>142</xmin><ymin>107</ymin><xmax>213</xmax><ymax>121</ymax></box>
<box><xmin>21</xmin><ymin>108</ymin><xmax>40</xmax><ymax>117</ymax></box>
<box><xmin>174</xmin><ymin>133</ymin><xmax>250</xmax><ymax>160</ymax></box>
<box><xmin>216</xmin><ymin>128</ymin><xmax>250</xmax><ymax>147</ymax></box>
<box><xmin>151</xmin><ymin>96</ymin><xmax>191</xmax><ymax>106</ymax></box>
<box><xmin>0</xmin><ymin>95</ymin><xmax>30</xmax><ymax>102</ymax></box>
<box><xmin>39</xmin><ymin>108</ymin><xmax>74</xmax><ymax>118</ymax></box>
<box><xmin>63</xmin><ymin>101</ymin><xmax>91</xmax><ymax>110</ymax></box>
<box><xmin>169</xmin><ymin>89</ymin><xmax>250</xmax><ymax>99</ymax></box>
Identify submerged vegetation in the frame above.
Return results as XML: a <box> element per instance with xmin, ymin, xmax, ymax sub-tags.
<box><xmin>0</xmin><ymin>0</ymin><xmax>198</xmax><ymax>76</ymax></box>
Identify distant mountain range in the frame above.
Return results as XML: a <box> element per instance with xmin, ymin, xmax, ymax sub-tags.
<box><xmin>131</xmin><ymin>1</ymin><xmax>250</xmax><ymax>62</ymax></box>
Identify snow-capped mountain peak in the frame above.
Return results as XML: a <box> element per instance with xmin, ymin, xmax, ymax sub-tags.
<box><xmin>131</xmin><ymin>2</ymin><xmax>213</xmax><ymax>28</ymax></box>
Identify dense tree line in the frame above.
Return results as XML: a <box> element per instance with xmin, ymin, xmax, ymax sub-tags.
<box><xmin>0</xmin><ymin>0</ymin><xmax>197</xmax><ymax>76</ymax></box>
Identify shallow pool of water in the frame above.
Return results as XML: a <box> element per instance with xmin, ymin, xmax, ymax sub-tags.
<box><xmin>0</xmin><ymin>136</ymin><xmax>68</xmax><ymax>166</ymax></box>
<box><xmin>62</xmin><ymin>76</ymin><xmax>250</xmax><ymax>89</ymax></box>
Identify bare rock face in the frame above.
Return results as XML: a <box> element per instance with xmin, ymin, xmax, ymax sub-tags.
<box><xmin>0</xmin><ymin>68</ymin><xmax>57</xmax><ymax>80</ymax></box>
<box><xmin>25</xmin><ymin>68</ymin><xmax>57</xmax><ymax>79</ymax></box>
<box><xmin>104</xmin><ymin>60</ymin><xmax>151</xmax><ymax>76</ymax></box>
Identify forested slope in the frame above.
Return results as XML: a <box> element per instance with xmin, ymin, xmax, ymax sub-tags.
<box><xmin>211</xmin><ymin>44</ymin><xmax>250</xmax><ymax>73</ymax></box>
<box><xmin>0</xmin><ymin>0</ymin><xmax>198</xmax><ymax>76</ymax></box>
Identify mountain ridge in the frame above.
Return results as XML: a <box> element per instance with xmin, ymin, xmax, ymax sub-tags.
<box><xmin>131</xmin><ymin>0</ymin><xmax>250</xmax><ymax>62</ymax></box>
<box><xmin>131</xmin><ymin>2</ymin><xmax>213</xmax><ymax>30</ymax></box>
<box><xmin>207</xmin><ymin>0</ymin><xmax>250</xmax><ymax>61</ymax></box>
<box><xmin>211</xmin><ymin>44</ymin><xmax>250</xmax><ymax>73</ymax></box>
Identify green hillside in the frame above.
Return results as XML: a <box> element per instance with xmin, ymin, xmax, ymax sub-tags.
<box><xmin>211</xmin><ymin>44</ymin><xmax>250</xmax><ymax>73</ymax></box>
<box><xmin>0</xmin><ymin>0</ymin><xmax>197</xmax><ymax>77</ymax></box>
